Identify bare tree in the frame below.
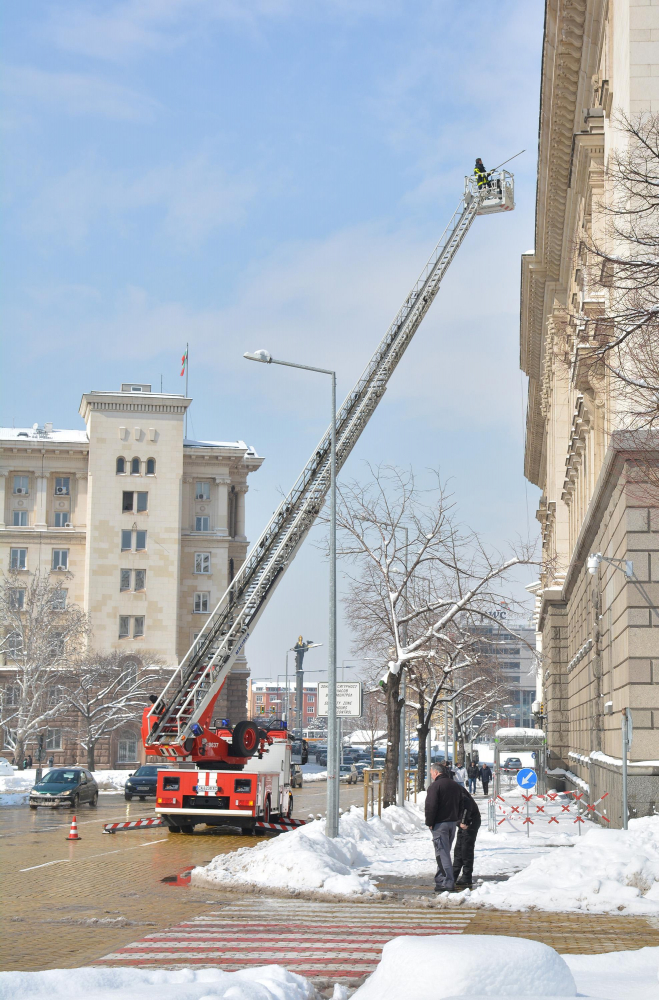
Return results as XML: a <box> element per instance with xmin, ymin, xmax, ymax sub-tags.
<box><xmin>336</xmin><ymin>466</ymin><xmax>535</xmax><ymax>807</ymax></box>
<box><xmin>63</xmin><ymin>651</ymin><xmax>154</xmax><ymax>771</ymax></box>
<box><xmin>0</xmin><ymin>572</ymin><xmax>91</xmax><ymax>768</ymax></box>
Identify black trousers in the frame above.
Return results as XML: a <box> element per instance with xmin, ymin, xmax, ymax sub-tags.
<box><xmin>453</xmin><ymin>827</ymin><xmax>478</xmax><ymax>884</ymax></box>
<box><xmin>482</xmin><ymin>780</ymin><xmax>489</xmax><ymax>795</ymax></box>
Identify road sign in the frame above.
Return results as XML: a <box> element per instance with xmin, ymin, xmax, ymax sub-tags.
<box><xmin>517</xmin><ymin>767</ymin><xmax>537</xmax><ymax>789</ymax></box>
<box><xmin>318</xmin><ymin>681</ymin><xmax>363</xmax><ymax>718</ymax></box>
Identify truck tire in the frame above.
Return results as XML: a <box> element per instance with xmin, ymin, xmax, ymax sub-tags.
<box><xmin>231</xmin><ymin>721</ymin><xmax>259</xmax><ymax>757</ymax></box>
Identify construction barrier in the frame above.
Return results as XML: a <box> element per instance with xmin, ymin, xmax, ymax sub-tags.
<box><xmin>255</xmin><ymin>817</ymin><xmax>307</xmax><ymax>832</ymax></box>
<box><xmin>103</xmin><ymin>817</ymin><xmax>166</xmax><ymax>834</ymax></box>
<box><xmin>488</xmin><ymin>789</ymin><xmax>610</xmax><ymax>835</ymax></box>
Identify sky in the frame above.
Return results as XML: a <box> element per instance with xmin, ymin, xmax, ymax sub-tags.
<box><xmin>2</xmin><ymin>0</ymin><xmax>545</xmax><ymax>681</ymax></box>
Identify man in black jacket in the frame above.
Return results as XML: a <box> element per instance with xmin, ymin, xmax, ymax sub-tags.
<box><xmin>453</xmin><ymin>786</ymin><xmax>481</xmax><ymax>889</ymax></box>
<box><xmin>479</xmin><ymin>763</ymin><xmax>492</xmax><ymax>796</ymax></box>
<box><xmin>425</xmin><ymin>763</ymin><xmax>464</xmax><ymax>892</ymax></box>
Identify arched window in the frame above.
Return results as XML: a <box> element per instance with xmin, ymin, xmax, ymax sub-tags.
<box><xmin>116</xmin><ymin>457</ymin><xmax>126</xmax><ymax>475</ymax></box>
<box><xmin>146</xmin><ymin>458</ymin><xmax>156</xmax><ymax>476</ymax></box>
<box><xmin>130</xmin><ymin>457</ymin><xmax>141</xmax><ymax>475</ymax></box>
<box><xmin>117</xmin><ymin>730</ymin><xmax>139</xmax><ymax>764</ymax></box>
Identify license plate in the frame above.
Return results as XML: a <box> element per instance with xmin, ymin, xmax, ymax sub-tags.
<box><xmin>137</xmin><ymin>786</ymin><xmax>150</xmax><ymax>791</ymax></box>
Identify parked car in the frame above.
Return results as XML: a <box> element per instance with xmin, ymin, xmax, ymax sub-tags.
<box><xmin>339</xmin><ymin>764</ymin><xmax>358</xmax><ymax>784</ymax></box>
<box><xmin>354</xmin><ymin>762</ymin><xmax>369</xmax><ymax>780</ymax></box>
<box><xmin>317</xmin><ymin>753</ymin><xmax>327</xmax><ymax>767</ymax></box>
<box><xmin>29</xmin><ymin>767</ymin><xmax>99</xmax><ymax>809</ymax></box>
<box><xmin>124</xmin><ymin>764</ymin><xmax>173</xmax><ymax>800</ymax></box>
<box><xmin>290</xmin><ymin>763</ymin><xmax>303</xmax><ymax>788</ymax></box>
<box><xmin>503</xmin><ymin>756</ymin><xmax>523</xmax><ymax>771</ymax></box>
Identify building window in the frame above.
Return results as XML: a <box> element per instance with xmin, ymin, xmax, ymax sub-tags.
<box><xmin>121</xmin><ymin>530</ymin><xmax>147</xmax><ymax>552</ymax></box>
<box><xmin>10</xmin><ymin>548</ymin><xmax>27</xmax><ymax>571</ymax></box>
<box><xmin>54</xmin><ymin>512</ymin><xmax>70</xmax><ymax>528</ymax></box>
<box><xmin>255</xmin><ymin>695</ymin><xmax>263</xmax><ymax>703</ymax></box>
<box><xmin>46</xmin><ymin>728</ymin><xmax>62</xmax><ymax>751</ymax></box>
<box><xmin>120</xmin><ymin>569</ymin><xmax>147</xmax><ymax>592</ymax></box>
<box><xmin>136</xmin><ymin>530</ymin><xmax>147</xmax><ymax>551</ymax></box>
<box><xmin>4</xmin><ymin>685</ymin><xmax>19</xmax><ymax>708</ymax></box>
<box><xmin>116</xmin><ymin>456</ymin><xmax>126</xmax><ymax>475</ymax></box>
<box><xmin>133</xmin><ymin>616</ymin><xmax>145</xmax><ymax>638</ymax></box>
<box><xmin>9</xmin><ymin>589</ymin><xmax>25</xmax><ymax>610</ymax></box>
<box><xmin>131</xmin><ymin>457</ymin><xmax>141</xmax><ymax>475</ymax></box>
<box><xmin>54</xmin><ymin>478</ymin><xmax>70</xmax><ymax>496</ymax></box>
<box><xmin>194</xmin><ymin>592</ymin><xmax>210</xmax><ymax>613</ymax></box>
<box><xmin>146</xmin><ymin>458</ymin><xmax>156</xmax><ymax>476</ymax></box>
<box><xmin>51</xmin><ymin>589</ymin><xmax>67</xmax><ymax>610</ymax></box>
<box><xmin>117</xmin><ymin>731</ymin><xmax>138</xmax><ymax>763</ymax></box>
<box><xmin>307</xmin><ymin>694</ymin><xmax>315</xmax><ymax>702</ymax></box>
<box><xmin>13</xmin><ymin>476</ymin><xmax>28</xmax><ymax>495</ymax></box>
<box><xmin>134</xmin><ymin>569</ymin><xmax>146</xmax><ymax>591</ymax></box>
<box><xmin>194</xmin><ymin>552</ymin><xmax>211</xmax><ymax>574</ymax></box>
<box><xmin>119</xmin><ymin>616</ymin><xmax>130</xmax><ymax>638</ymax></box>
<box><xmin>195</xmin><ymin>482</ymin><xmax>210</xmax><ymax>500</ymax></box>
<box><xmin>120</xmin><ymin>569</ymin><xmax>131</xmax><ymax>591</ymax></box>
<box><xmin>121</xmin><ymin>530</ymin><xmax>132</xmax><ymax>551</ymax></box>
<box><xmin>122</xmin><ymin>491</ymin><xmax>148</xmax><ymax>513</ymax></box>
<box><xmin>119</xmin><ymin>616</ymin><xmax>144</xmax><ymax>639</ymax></box>
<box><xmin>195</xmin><ymin>516</ymin><xmax>210</xmax><ymax>532</ymax></box>
<box><xmin>12</xmin><ymin>511</ymin><xmax>28</xmax><ymax>526</ymax></box>
<box><xmin>52</xmin><ymin>549</ymin><xmax>68</xmax><ymax>571</ymax></box>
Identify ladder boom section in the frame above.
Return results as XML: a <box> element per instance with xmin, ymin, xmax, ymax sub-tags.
<box><xmin>148</xmin><ymin>189</ymin><xmax>483</xmax><ymax>748</ymax></box>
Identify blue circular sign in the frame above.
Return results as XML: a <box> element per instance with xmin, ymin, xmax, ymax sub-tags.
<box><xmin>516</xmin><ymin>767</ymin><xmax>537</xmax><ymax>789</ymax></box>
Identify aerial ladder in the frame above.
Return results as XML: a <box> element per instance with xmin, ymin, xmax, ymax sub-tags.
<box><xmin>142</xmin><ymin>168</ymin><xmax>516</xmax><ymax>769</ymax></box>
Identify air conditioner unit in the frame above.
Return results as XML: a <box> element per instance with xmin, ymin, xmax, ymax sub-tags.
<box><xmin>196</xmin><ymin>493</ymin><xmax>207</xmax><ymax>500</ymax></box>
<box><xmin>56</xmin><ymin>487</ymin><xmax>68</xmax><ymax>495</ymax></box>
<box><xmin>15</xmin><ymin>487</ymin><xmax>26</xmax><ymax>495</ymax></box>
<box><xmin>64</xmin><ymin>522</ymin><xmax>72</xmax><ymax>528</ymax></box>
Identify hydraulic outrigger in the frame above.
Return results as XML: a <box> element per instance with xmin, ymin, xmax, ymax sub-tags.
<box><xmin>143</xmin><ymin>168</ymin><xmax>517</xmax><ymax>779</ymax></box>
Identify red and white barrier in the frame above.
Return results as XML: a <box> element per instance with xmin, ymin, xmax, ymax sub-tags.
<box><xmin>103</xmin><ymin>817</ymin><xmax>165</xmax><ymax>834</ymax></box>
<box><xmin>489</xmin><ymin>789</ymin><xmax>609</xmax><ymax>835</ymax></box>
<box><xmin>255</xmin><ymin>817</ymin><xmax>307</xmax><ymax>832</ymax></box>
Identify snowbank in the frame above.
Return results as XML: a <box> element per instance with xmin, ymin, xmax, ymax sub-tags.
<box><xmin>470</xmin><ymin>815</ymin><xmax>659</xmax><ymax>914</ymax></box>
<box><xmin>194</xmin><ymin>802</ymin><xmax>427</xmax><ymax>896</ymax></box>
<box><xmin>566</xmin><ymin>945</ymin><xmax>659</xmax><ymax>1000</ymax></box>
<box><xmin>0</xmin><ymin>965</ymin><xmax>314</xmax><ymax>1000</ymax></box>
<box><xmin>353</xmin><ymin>935</ymin><xmax>576</xmax><ymax>999</ymax></box>
<box><xmin>302</xmin><ymin>770</ymin><xmax>327</xmax><ymax>782</ymax></box>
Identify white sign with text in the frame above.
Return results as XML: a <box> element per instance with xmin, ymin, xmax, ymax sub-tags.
<box><xmin>317</xmin><ymin>681</ymin><xmax>363</xmax><ymax>718</ymax></box>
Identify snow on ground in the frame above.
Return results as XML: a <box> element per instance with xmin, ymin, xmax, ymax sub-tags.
<box><xmin>353</xmin><ymin>934</ymin><xmax>578</xmax><ymax>998</ymax></box>
<box><xmin>468</xmin><ymin>815</ymin><xmax>659</xmax><ymax>914</ymax></box>
<box><xmin>0</xmin><ymin>766</ymin><xmax>131</xmax><ymax>806</ymax></box>
<box><xmin>566</xmin><ymin>946</ymin><xmax>659</xmax><ymax>1000</ymax></box>
<box><xmin>302</xmin><ymin>770</ymin><xmax>327</xmax><ymax>782</ymax></box>
<box><xmin>0</xmin><ymin>966</ymin><xmax>314</xmax><ymax>1000</ymax></box>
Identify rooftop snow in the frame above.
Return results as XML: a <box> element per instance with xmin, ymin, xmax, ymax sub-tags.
<box><xmin>184</xmin><ymin>438</ymin><xmax>259</xmax><ymax>456</ymax></box>
<box><xmin>0</xmin><ymin>427</ymin><xmax>88</xmax><ymax>444</ymax></box>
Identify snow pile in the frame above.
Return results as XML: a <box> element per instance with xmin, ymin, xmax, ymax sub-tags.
<box><xmin>302</xmin><ymin>770</ymin><xmax>327</xmax><ymax>782</ymax></box>
<box><xmin>566</xmin><ymin>945</ymin><xmax>659</xmax><ymax>1000</ymax></box>
<box><xmin>0</xmin><ymin>965</ymin><xmax>314</xmax><ymax>1000</ymax></box>
<box><xmin>0</xmin><ymin>768</ymin><xmax>33</xmax><ymax>806</ymax></box>
<box><xmin>352</xmin><ymin>935</ymin><xmax>576</xmax><ymax>998</ymax></box>
<box><xmin>194</xmin><ymin>803</ymin><xmax>427</xmax><ymax>896</ymax></box>
<box><xmin>470</xmin><ymin>815</ymin><xmax>659</xmax><ymax>914</ymax></box>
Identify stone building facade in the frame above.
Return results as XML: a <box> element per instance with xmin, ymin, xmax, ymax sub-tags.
<box><xmin>521</xmin><ymin>0</ymin><xmax>659</xmax><ymax>824</ymax></box>
<box><xmin>0</xmin><ymin>382</ymin><xmax>262</xmax><ymax>768</ymax></box>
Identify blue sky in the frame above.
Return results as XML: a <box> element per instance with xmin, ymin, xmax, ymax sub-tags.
<box><xmin>2</xmin><ymin>0</ymin><xmax>544</xmax><ymax>679</ymax></box>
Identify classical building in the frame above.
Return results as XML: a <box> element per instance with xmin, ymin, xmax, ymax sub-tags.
<box><xmin>521</xmin><ymin>0</ymin><xmax>659</xmax><ymax>824</ymax></box>
<box><xmin>472</xmin><ymin>620</ymin><xmax>538</xmax><ymax>729</ymax></box>
<box><xmin>1</xmin><ymin>382</ymin><xmax>262</xmax><ymax>767</ymax></box>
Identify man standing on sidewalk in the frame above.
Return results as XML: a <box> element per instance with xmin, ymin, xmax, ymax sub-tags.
<box><xmin>453</xmin><ymin>786</ymin><xmax>482</xmax><ymax>890</ymax></box>
<box><xmin>467</xmin><ymin>761</ymin><xmax>479</xmax><ymax>794</ymax></box>
<box><xmin>425</xmin><ymin>763</ymin><xmax>463</xmax><ymax>893</ymax></box>
<box><xmin>479</xmin><ymin>762</ymin><xmax>492</xmax><ymax>796</ymax></box>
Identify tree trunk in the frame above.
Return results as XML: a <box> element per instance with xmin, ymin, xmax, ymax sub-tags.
<box><xmin>15</xmin><ymin>737</ymin><xmax>25</xmax><ymax>770</ymax></box>
<box><xmin>87</xmin><ymin>743</ymin><xmax>96</xmax><ymax>772</ymax></box>
<box><xmin>416</xmin><ymin>689</ymin><xmax>428</xmax><ymax>792</ymax></box>
<box><xmin>383</xmin><ymin>671</ymin><xmax>401</xmax><ymax>808</ymax></box>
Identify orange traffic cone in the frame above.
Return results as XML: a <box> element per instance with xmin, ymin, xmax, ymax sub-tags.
<box><xmin>66</xmin><ymin>815</ymin><xmax>81</xmax><ymax>841</ymax></box>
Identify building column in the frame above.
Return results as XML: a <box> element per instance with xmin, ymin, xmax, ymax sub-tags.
<box><xmin>75</xmin><ymin>474</ymin><xmax>87</xmax><ymax>528</ymax></box>
<box><xmin>236</xmin><ymin>486</ymin><xmax>248</xmax><ymax>538</ymax></box>
<box><xmin>35</xmin><ymin>474</ymin><xmax>48</xmax><ymax>530</ymax></box>
<box><xmin>214</xmin><ymin>477</ymin><xmax>231</xmax><ymax>535</ymax></box>
<box><xmin>0</xmin><ymin>471</ymin><xmax>6</xmax><ymax>528</ymax></box>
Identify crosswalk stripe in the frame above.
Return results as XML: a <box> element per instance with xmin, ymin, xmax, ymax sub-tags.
<box><xmin>99</xmin><ymin>899</ymin><xmax>476</xmax><ymax>980</ymax></box>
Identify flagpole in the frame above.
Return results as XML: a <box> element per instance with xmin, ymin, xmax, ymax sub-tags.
<box><xmin>185</xmin><ymin>341</ymin><xmax>189</xmax><ymax>439</ymax></box>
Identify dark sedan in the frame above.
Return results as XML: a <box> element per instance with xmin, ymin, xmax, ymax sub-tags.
<box><xmin>124</xmin><ymin>764</ymin><xmax>169</xmax><ymax>800</ymax></box>
<box><xmin>29</xmin><ymin>768</ymin><xmax>98</xmax><ymax>809</ymax></box>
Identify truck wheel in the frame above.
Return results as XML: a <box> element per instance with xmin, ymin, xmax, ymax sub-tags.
<box><xmin>287</xmin><ymin>794</ymin><xmax>293</xmax><ymax>819</ymax></box>
<box><xmin>231</xmin><ymin>721</ymin><xmax>259</xmax><ymax>757</ymax></box>
<box><xmin>179</xmin><ymin>823</ymin><xmax>195</xmax><ymax>835</ymax></box>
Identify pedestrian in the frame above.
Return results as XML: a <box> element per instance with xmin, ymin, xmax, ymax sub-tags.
<box><xmin>453</xmin><ymin>762</ymin><xmax>467</xmax><ymax>787</ymax></box>
<box><xmin>26</xmin><ymin>754</ymin><xmax>33</xmax><ymax>769</ymax></box>
<box><xmin>480</xmin><ymin>762</ymin><xmax>492</xmax><ymax>796</ymax></box>
<box><xmin>453</xmin><ymin>785</ymin><xmax>482</xmax><ymax>890</ymax></box>
<box><xmin>425</xmin><ymin>763</ymin><xmax>464</xmax><ymax>893</ymax></box>
<box><xmin>467</xmin><ymin>761</ymin><xmax>479</xmax><ymax>794</ymax></box>
<box><xmin>47</xmin><ymin>755</ymin><xmax>54</xmax><ymax>768</ymax></box>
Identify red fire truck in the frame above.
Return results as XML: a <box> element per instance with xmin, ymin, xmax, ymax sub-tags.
<box><xmin>152</xmin><ymin>720</ymin><xmax>298</xmax><ymax>834</ymax></box>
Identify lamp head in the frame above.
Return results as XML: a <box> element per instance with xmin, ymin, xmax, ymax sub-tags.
<box><xmin>244</xmin><ymin>349</ymin><xmax>272</xmax><ymax>363</ymax></box>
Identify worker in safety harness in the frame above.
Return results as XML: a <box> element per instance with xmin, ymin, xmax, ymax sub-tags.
<box><xmin>474</xmin><ymin>158</ymin><xmax>489</xmax><ymax>189</ymax></box>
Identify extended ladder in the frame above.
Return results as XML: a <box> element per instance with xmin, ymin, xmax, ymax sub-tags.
<box><xmin>147</xmin><ymin>170</ymin><xmax>515</xmax><ymax>749</ymax></box>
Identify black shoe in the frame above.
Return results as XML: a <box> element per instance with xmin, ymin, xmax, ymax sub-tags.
<box><xmin>454</xmin><ymin>880</ymin><xmax>472</xmax><ymax>890</ymax></box>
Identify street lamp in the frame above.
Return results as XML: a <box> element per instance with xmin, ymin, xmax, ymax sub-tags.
<box><xmin>244</xmin><ymin>348</ymin><xmax>339</xmax><ymax>837</ymax></box>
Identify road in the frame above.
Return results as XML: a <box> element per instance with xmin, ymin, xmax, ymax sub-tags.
<box><xmin>0</xmin><ymin>780</ymin><xmax>364</xmax><ymax>972</ymax></box>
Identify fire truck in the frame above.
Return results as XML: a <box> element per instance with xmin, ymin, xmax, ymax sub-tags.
<box><xmin>150</xmin><ymin>718</ymin><xmax>296</xmax><ymax>834</ymax></box>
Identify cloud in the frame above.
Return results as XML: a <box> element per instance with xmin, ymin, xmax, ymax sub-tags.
<box><xmin>1</xmin><ymin>65</ymin><xmax>159</xmax><ymax>121</ymax></box>
<box><xmin>15</xmin><ymin>216</ymin><xmax>525</xmax><ymax>434</ymax></box>
<box><xmin>23</xmin><ymin>153</ymin><xmax>256</xmax><ymax>246</ymax></box>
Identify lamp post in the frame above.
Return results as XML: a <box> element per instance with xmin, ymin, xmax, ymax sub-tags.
<box><xmin>244</xmin><ymin>348</ymin><xmax>339</xmax><ymax>837</ymax></box>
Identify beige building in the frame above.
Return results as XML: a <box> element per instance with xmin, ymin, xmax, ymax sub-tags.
<box><xmin>1</xmin><ymin>382</ymin><xmax>262</xmax><ymax>766</ymax></box>
<box><xmin>522</xmin><ymin>0</ymin><xmax>659</xmax><ymax>824</ymax></box>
